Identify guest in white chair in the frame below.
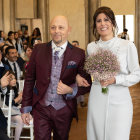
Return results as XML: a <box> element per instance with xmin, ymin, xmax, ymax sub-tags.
<box><xmin>2</xmin><ymin>70</ymin><xmax>24</xmax><ymax>140</ymax></box>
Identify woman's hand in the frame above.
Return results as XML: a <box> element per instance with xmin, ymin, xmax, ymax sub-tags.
<box><xmin>100</xmin><ymin>77</ymin><xmax>116</xmax><ymax>87</ymax></box>
<box><xmin>76</xmin><ymin>74</ymin><xmax>90</xmax><ymax>87</ymax></box>
<box><xmin>0</xmin><ymin>71</ymin><xmax>11</xmax><ymax>88</ymax></box>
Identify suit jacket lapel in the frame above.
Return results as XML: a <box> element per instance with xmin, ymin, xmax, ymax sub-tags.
<box><xmin>60</xmin><ymin>42</ymin><xmax>73</xmax><ymax>78</ymax></box>
<box><xmin>44</xmin><ymin>42</ymin><xmax>52</xmax><ymax>79</ymax></box>
<box><xmin>46</xmin><ymin>41</ymin><xmax>52</xmax><ymax>75</ymax></box>
<box><xmin>6</xmin><ymin>61</ymin><xmax>12</xmax><ymax>70</ymax></box>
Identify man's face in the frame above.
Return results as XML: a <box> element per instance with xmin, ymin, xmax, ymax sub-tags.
<box><xmin>50</xmin><ymin>16</ymin><xmax>70</xmax><ymax>46</ymax></box>
<box><xmin>18</xmin><ymin>31</ymin><xmax>23</xmax><ymax>38</ymax></box>
<box><xmin>7</xmin><ymin>49</ymin><xmax>18</xmax><ymax>62</ymax></box>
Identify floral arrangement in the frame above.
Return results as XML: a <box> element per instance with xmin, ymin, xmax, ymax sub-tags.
<box><xmin>84</xmin><ymin>48</ymin><xmax>120</xmax><ymax>94</ymax></box>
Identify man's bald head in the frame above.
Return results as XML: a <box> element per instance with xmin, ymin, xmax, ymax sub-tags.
<box><xmin>50</xmin><ymin>16</ymin><xmax>69</xmax><ymax>27</ymax></box>
<box><xmin>50</xmin><ymin>15</ymin><xmax>71</xmax><ymax>46</ymax></box>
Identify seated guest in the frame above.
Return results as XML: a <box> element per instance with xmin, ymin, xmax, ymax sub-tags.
<box><xmin>14</xmin><ymin>32</ymin><xmax>23</xmax><ymax>56</ymax></box>
<box><xmin>0</xmin><ymin>72</ymin><xmax>11</xmax><ymax>140</ymax></box>
<box><xmin>1</xmin><ymin>70</ymin><xmax>24</xmax><ymax>140</ymax></box>
<box><xmin>4</xmin><ymin>46</ymin><xmax>25</xmax><ymax>80</ymax></box>
<box><xmin>30</xmin><ymin>27</ymin><xmax>42</xmax><ymax>46</ymax></box>
<box><xmin>23</xmin><ymin>46</ymin><xmax>33</xmax><ymax>78</ymax></box>
<box><xmin>5</xmin><ymin>31</ymin><xmax>16</xmax><ymax>48</ymax></box>
<box><xmin>21</xmin><ymin>45</ymin><xmax>33</xmax><ymax>62</ymax></box>
<box><xmin>0</xmin><ymin>50</ymin><xmax>9</xmax><ymax>78</ymax></box>
<box><xmin>1</xmin><ymin>44</ymin><xmax>9</xmax><ymax>63</ymax></box>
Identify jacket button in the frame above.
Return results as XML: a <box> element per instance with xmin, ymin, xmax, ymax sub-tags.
<box><xmin>48</xmin><ymin>77</ymin><xmax>50</xmax><ymax>80</ymax></box>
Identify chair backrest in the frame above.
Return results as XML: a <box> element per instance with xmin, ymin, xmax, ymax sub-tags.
<box><xmin>1</xmin><ymin>88</ymin><xmax>34</xmax><ymax>139</ymax></box>
<box><xmin>18</xmin><ymin>80</ymin><xmax>24</xmax><ymax>92</ymax></box>
<box><xmin>1</xmin><ymin>89</ymin><xmax>13</xmax><ymax>137</ymax></box>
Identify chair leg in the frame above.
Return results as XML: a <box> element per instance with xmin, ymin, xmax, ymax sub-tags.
<box><xmin>30</xmin><ymin>126</ymin><xmax>34</xmax><ymax>140</ymax></box>
<box><xmin>11</xmin><ymin>128</ymin><xmax>14</xmax><ymax>139</ymax></box>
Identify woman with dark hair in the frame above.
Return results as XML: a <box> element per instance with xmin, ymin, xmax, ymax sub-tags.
<box><xmin>6</xmin><ymin>31</ymin><xmax>16</xmax><ymax>47</ymax></box>
<box><xmin>1</xmin><ymin>70</ymin><xmax>24</xmax><ymax>140</ymax></box>
<box><xmin>77</xmin><ymin>6</ymin><xmax>140</xmax><ymax>140</ymax></box>
<box><xmin>22</xmin><ymin>46</ymin><xmax>33</xmax><ymax>78</ymax></box>
<box><xmin>1</xmin><ymin>44</ymin><xmax>9</xmax><ymax>63</ymax></box>
<box><xmin>14</xmin><ymin>32</ymin><xmax>23</xmax><ymax>55</ymax></box>
<box><xmin>30</xmin><ymin>27</ymin><xmax>42</xmax><ymax>46</ymax></box>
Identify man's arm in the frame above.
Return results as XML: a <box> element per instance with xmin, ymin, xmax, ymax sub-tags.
<box><xmin>21</xmin><ymin>45</ymin><xmax>38</xmax><ymax>125</ymax></box>
<box><xmin>76</xmin><ymin>50</ymin><xmax>92</xmax><ymax>97</ymax></box>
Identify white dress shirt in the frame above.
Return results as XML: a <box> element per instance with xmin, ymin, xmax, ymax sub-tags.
<box><xmin>8</xmin><ymin>60</ymin><xmax>21</xmax><ymax>80</ymax></box>
<box><xmin>52</xmin><ymin>41</ymin><xmax>68</xmax><ymax>58</ymax></box>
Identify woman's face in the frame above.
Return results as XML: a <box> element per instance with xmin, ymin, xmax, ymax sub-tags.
<box><xmin>96</xmin><ymin>13</ymin><xmax>114</xmax><ymax>40</ymax></box>
<box><xmin>9</xmin><ymin>33</ymin><xmax>14</xmax><ymax>40</ymax></box>
<box><xmin>9</xmin><ymin>75</ymin><xmax>16</xmax><ymax>87</ymax></box>
<box><xmin>33</xmin><ymin>29</ymin><xmax>37</xmax><ymax>36</ymax></box>
<box><xmin>14</xmin><ymin>33</ymin><xmax>18</xmax><ymax>39</ymax></box>
<box><xmin>25</xmin><ymin>48</ymin><xmax>32</xmax><ymax>58</ymax></box>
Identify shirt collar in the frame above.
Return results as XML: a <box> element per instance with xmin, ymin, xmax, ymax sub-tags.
<box><xmin>52</xmin><ymin>41</ymin><xmax>68</xmax><ymax>57</ymax></box>
<box><xmin>52</xmin><ymin>41</ymin><xmax>68</xmax><ymax>51</ymax></box>
<box><xmin>8</xmin><ymin>60</ymin><xmax>16</xmax><ymax>66</ymax></box>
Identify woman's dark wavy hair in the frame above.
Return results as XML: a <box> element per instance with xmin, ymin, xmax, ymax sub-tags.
<box><xmin>93</xmin><ymin>6</ymin><xmax>118</xmax><ymax>41</ymax></box>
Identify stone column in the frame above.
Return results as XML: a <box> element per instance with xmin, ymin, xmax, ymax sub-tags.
<box><xmin>10</xmin><ymin>0</ymin><xmax>15</xmax><ymax>31</ymax></box>
<box><xmin>88</xmin><ymin>0</ymin><xmax>101</xmax><ymax>42</ymax></box>
<box><xmin>0</xmin><ymin>0</ymin><xmax>3</xmax><ymax>30</ymax></box>
<box><xmin>135</xmin><ymin>0</ymin><xmax>140</xmax><ymax>61</ymax></box>
<box><xmin>37</xmin><ymin>0</ymin><xmax>50</xmax><ymax>43</ymax></box>
<box><xmin>85</xmin><ymin>0</ymin><xmax>89</xmax><ymax>47</ymax></box>
<box><xmin>3</xmin><ymin>0</ymin><xmax>11</xmax><ymax>34</ymax></box>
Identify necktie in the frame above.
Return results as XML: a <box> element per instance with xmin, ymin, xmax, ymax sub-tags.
<box><xmin>54</xmin><ymin>50</ymin><xmax>60</xmax><ymax>64</ymax></box>
<box><xmin>13</xmin><ymin>63</ymin><xmax>17</xmax><ymax>79</ymax></box>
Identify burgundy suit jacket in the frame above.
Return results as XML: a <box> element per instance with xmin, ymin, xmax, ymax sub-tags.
<box><xmin>21</xmin><ymin>41</ymin><xmax>91</xmax><ymax>119</ymax></box>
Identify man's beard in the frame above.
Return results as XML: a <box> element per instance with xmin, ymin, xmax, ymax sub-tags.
<box><xmin>53</xmin><ymin>35</ymin><xmax>63</xmax><ymax>46</ymax></box>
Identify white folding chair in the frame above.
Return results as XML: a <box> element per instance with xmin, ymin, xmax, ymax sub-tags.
<box><xmin>1</xmin><ymin>89</ymin><xmax>34</xmax><ymax>140</ymax></box>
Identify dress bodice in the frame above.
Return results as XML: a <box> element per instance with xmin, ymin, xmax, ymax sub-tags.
<box><xmin>87</xmin><ymin>37</ymin><xmax>140</xmax><ymax>87</ymax></box>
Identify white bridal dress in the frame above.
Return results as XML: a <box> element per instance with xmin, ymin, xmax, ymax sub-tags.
<box><xmin>87</xmin><ymin>37</ymin><xmax>140</xmax><ymax>140</ymax></box>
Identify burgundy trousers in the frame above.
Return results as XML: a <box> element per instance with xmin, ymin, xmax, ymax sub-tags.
<box><xmin>33</xmin><ymin>103</ymin><xmax>73</xmax><ymax>140</ymax></box>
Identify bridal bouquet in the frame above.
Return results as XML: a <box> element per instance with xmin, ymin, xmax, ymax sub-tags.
<box><xmin>84</xmin><ymin>48</ymin><xmax>120</xmax><ymax>94</ymax></box>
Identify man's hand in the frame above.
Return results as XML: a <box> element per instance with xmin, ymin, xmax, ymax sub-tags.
<box><xmin>0</xmin><ymin>71</ymin><xmax>11</xmax><ymax>88</ymax></box>
<box><xmin>21</xmin><ymin>113</ymin><xmax>31</xmax><ymax>126</ymax></box>
<box><xmin>76</xmin><ymin>74</ymin><xmax>90</xmax><ymax>87</ymax></box>
<box><xmin>57</xmin><ymin>80</ymin><xmax>73</xmax><ymax>95</ymax></box>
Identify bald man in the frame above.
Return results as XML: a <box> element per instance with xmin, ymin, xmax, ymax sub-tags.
<box><xmin>21</xmin><ymin>16</ymin><xmax>91</xmax><ymax>140</ymax></box>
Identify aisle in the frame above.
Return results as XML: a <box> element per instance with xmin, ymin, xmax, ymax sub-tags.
<box><xmin>69</xmin><ymin>82</ymin><xmax>140</xmax><ymax>140</ymax></box>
